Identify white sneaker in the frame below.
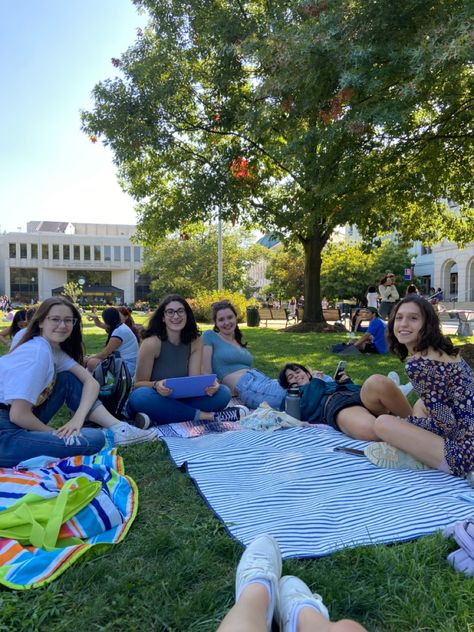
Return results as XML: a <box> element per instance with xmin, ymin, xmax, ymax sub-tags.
<box><xmin>133</xmin><ymin>412</ymin><xmax>152</xmax><ymax>430</ymax></box>
<box><xmin>364</xmin><ymin>442</ymin><xmax>431</xmax><ymax>470</ymax></box>
<box><xmin>387</xmin><ymin>371</ymin><xmax>400</xmax><ymax>385</ymax></box>
<box><xmin>388</xmin><ymin>371</ymin><xmax>413</xmax><ymax>397</ymax></box>
<box><xmin>236</xmin><ymin>535</ymin><xmax>282</xmax><ymax>631</ymax></box>
<box><xmin>213</xmin><ymin>405</ymin><xmax>249</xmax><ymax>423</ymax></box>
<box><xmin>399</xmin><ymin>382</ymin><xmax>414</xmax><ymax>397</ymax></box>
<box><xmin>276</xmin><ymin>575</ymin><xmax>329</xmax><ymax>632</ymax></box>
<box><xmin>110</xmin><ymin>421</ymin><xmax>157</xmax><ymax>446</ymax></box>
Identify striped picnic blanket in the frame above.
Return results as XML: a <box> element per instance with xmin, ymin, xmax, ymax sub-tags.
<box><xmin>0</xmin><ymin>449</ymin><xmax>138</xmax><ymax>589</ymax></box>
<box><xmin>163</xmin><ymin>426</ymin><xmax>474</xmax><ymax>558</ymax></box>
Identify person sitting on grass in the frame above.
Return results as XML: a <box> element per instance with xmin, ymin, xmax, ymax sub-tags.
<box><xmin>217</xmin><ymin>534</ymin><xmax>367</xmax><ymax>632</ymax></box>
<box><xmin>84</xmin><ymin>306</ymin><xmax>139</xmax><ymax>376</ymax></box>
<box><xmin>364</xmin><ymin>295</ymin><xmax>474</xmax><ymax>483</ymax></box>
<box><xmin>88</xmin><ymin>305</ymin><xmax>141</xmax><ymax>343</ymax></box>
<box><xmin>278</xmin><ymin>363</ymin><xmax>411</xmax><ymax>441</ymax></box>
<box><xmin>0</xmin><ymin>297</ymin><xmax>156</xmax><ymax>468</ymax></box>
<box><xmin>0</xmin><ymin>308</ymin><xmax>27</xmax><ymax>349</ymax></box>
<box><xmin>349</xmin><ymin>307</ymin><xmax>388</xmax><ymax>354</ymax></box>
<box><xmin>126</xmin><ymin>295</ymin><xmax>239</xmax><ymax>428</ymax></box>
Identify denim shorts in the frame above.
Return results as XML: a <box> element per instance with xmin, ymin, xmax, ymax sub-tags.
<box><xmin>236</xmin><ymin>369</ymin><xmax>286</xmax><ymax>410</ymax></box>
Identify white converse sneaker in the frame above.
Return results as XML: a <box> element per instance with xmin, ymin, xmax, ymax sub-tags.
<box><xmin>364</xmin><ymin>442</ymin><xmax>431</xmax><ymax>470</ymax></box>
<box><xmin>399</xmin><ymin>382</ymin><xmax>414</xmax><ymax>397</ymax></box>
<box><xmin>236</xmin><ymin>535</ymin><xmax>282</xmax><ymax>631</ymax></box>
<box><xmin>110</xmin><ymin>421</ymin><xmax>157</xmax><ymax>446</ymax></box>
<box><xmin>276</xmin><ymin>575</ymin><xmax>329</xmax><ymax>632</ymax></box>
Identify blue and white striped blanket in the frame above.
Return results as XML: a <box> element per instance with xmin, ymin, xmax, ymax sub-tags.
<box><xmin>164</xmin><ymin>426</ymin><xmax>474</xmax><ymax>558</ymax></box>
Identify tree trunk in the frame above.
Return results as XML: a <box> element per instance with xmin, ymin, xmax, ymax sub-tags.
<box><xmin>301</xmin><ymin>232</ymin><xmax>325</xmax><ymax>323</ymax></box>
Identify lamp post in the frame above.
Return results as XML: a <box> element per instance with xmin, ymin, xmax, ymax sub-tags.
<box><xmin>30</xmin><ymin>276</ymin><xmax>35</xmax><ymax>303</ymax></box>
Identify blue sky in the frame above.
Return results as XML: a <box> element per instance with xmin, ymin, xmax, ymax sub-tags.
<box><xmin>0</xmin><ymin>0</ymin><xmax>147</xmax><ymax>233</ymax></box>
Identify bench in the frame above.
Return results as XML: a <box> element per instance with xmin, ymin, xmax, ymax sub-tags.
<box><xmin>322</xmin><ymin>308</ymin><xmax>342</xmax><ymax>323</ymax></box>
<box><xmin>258</xmin><ymin>307</ymin><xmax>296</xmax><ymax>327</ymax></box>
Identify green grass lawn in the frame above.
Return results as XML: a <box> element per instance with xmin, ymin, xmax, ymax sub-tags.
<box><xmin>1</xmin><ymin>319</ymin><xmax>474</xmax><ymax>631</ymax></box>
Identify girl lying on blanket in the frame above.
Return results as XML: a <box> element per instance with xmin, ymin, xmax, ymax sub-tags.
<box><xmin>278</xmin><ymin>363</ymin><xmax>412</xmax><ymax>441</ymax></box>
<box><xmin>364</xmin><ymin>295</ymin><xmax>474</xmax><ymax>482</ymax></box>
<box><xmin>0</xmin><ymin>297</ymin><xmax>156</xmax><ymax>468</ymax></box>
<box><xmin>203</xmin><ymin>300</ymin><xmax>412</xmax><ymax>428</ymax></box>
<box><xmin>126</xmin><ymin>295</ymin><xmax>238</xmax><ymax>427</ymax></box>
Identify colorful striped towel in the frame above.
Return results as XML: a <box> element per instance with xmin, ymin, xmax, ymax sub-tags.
<box><xmin>0</xmin><ymin>449</ymin><xmax>138</xmax><ymax>589</ymax></box>
<box><xmin>163</xmin><ymin>426</ymin><xmax>474</xmax><ymax>558</ymax></box>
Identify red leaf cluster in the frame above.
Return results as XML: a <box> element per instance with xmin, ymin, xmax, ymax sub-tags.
<box><xmin>319</xmin><ymin>87</ymin><xmax>352</xmax><ymax>123</ymax></box>
<box><xmin>230</xmin><ymin>156</ymin><xmax>251</xmax><ymax>179</ymax></box>
<box><xmin>301</xmin><ymin>0</ymin><xmax>328</xmax><ymax>18</ymax></box>
<box><xmin>111</xmin><ymin>58</ymin><xmax>121</xmax><ymax>68</ymax></box>
<box><xmin>89</xmin><ymin>135</ymin><xmax>97</xmax><ymax>144</ymax></box>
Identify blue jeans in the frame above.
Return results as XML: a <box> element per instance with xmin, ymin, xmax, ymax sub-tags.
<box><xmin>126</xmin><ymin>384</ymin><xmax>232</xmax><ymax>425</ymax></box>
<box><xmin>0</xmin><ymin>372</ymin><xmax>105</xmax><ymax>468</ymax></box>
<box><xmin>236</xmin><ymin>369</ymin><xmax>286</xmax><ymax>410</ymax></box>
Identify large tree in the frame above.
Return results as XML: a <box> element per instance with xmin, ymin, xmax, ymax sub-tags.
<box><xmin>141</xmin><ymin>225</ymin><xmax>266</xmax><ymax>298</ymax></box>
<box><xmin>82</xmin><ymin>0</ymin><xmax>473</xmax><ymax>324</ymax></box>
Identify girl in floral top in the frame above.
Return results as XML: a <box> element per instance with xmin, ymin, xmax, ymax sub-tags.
<box><xmin>367</xmin><ymin>295</ymin><xmax>474</xmax><ymax>479</ymax></box>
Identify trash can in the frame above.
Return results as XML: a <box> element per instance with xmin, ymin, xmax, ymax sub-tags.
<box><xmin>246</xmin><ymin>306</ymin><xmax>260</xmax><ymax>327</ymax></box>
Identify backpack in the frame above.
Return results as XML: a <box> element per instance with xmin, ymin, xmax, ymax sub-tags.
<box><xmin>92</xmin><ymin>352</ymin><xmax>132</xmax><ymax>417</ymax></box>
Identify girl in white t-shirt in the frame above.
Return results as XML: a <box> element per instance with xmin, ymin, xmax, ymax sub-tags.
<box><xmin>0</xmin><ymin>297</ymin><xmax>155</xmax><ymax>468</ymax></box>
<box><xmin>85</xmin><ymin>307</ymin><xmax>138</xmax><ymax>375</ymax></box>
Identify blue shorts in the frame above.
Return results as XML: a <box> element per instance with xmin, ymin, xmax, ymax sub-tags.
<box><xmin>236</xmin><ymin>369</ymin><xmax>286</xmax><ymax>410</ymax></box>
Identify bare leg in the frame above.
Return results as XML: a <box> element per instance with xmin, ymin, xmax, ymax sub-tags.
<box><xmin>336</xmin><ymin>406</ymin><xmax>379</xmax><ymax>441</ymax></box>
<box><xmin>88</xmin><ymin>403</ymin><xmax>121</xmax><ymax>428</ymax></box>
<box><xmin>360</xmin><ymin>375</ymin><xmax>412</xmax><ymax>418</ymax></box>
<box><xmin>298</xmin><ymin>607</ymin><xmax>367</xmax><ymax>631</ymax></box>
<box><xmin>217</xmin><ymin>583</ymin><xmax>269</xmax><ymax>632</ymax></box>
<box><xmin>373</xmin><ymin>415</ymin><xmax>445</xmax><ymax>469</ymax></box>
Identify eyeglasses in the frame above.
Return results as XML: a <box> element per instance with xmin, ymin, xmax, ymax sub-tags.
<box><xmin>46</xmin><ymin>316</ymin><xmax>77</xmax><ymax>327</ymax></box>
<box><xmin>164</xmin><ymin>308</ymin><xmax>186</xmax><ymax>318</ymax></box>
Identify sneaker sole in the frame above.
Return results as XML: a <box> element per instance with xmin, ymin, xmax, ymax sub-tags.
<box><xmin>114</xmin><ymin>429</ymin><xmax>157</xmax><ymax>446</ymax></box>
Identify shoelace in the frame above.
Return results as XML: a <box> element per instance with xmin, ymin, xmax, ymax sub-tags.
<box><xmin>240</xmin><ymin>550</ymin><xmax>275</xmax><ymax>579</ymax></box>
<box><xmin>218</xmin><ymin>409</ymin><xmax>239</xmax><ymax>422</ymax></box>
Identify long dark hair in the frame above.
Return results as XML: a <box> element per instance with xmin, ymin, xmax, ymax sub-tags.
<box><xmin>388</xmin><ymin>295</ymin><xmax>457</xmax><ymax>361</ymax></box>
<box><xmin>102</xmin><ymin>307</ymin><xmax>122</xmax><ymax>342</ymax></box>
<box><xmin>117</xmin><ymin>306</ymin><xmax>140</xmax><ymax>343</ymax></box>
<box><xmin>17</xmin><ymin>297</ymin><xmax>84</xmax><ymax>363</ymax></box>
<box><xmin>278</xmin><ymin>363</ymin><xmax>312</xmax><ymax>388</ymax></box>
<box><xmin>211</xmin><ymin>300</ymin><xmax>247</xmax><ymax>347</ymax></box>
<box><xmin>142</xmin><ymin>294</ymin><xmax>200</xmax><ymax>344</ymax></box>
<box><xmin>5</xmin><ymin>309</ymin><xmax>27</xmax><ymax>338</ymax></box>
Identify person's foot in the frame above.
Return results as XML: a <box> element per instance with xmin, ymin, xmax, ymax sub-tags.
<box><xmin>276</xmin><ymin>575</ymin><xmax>329</xmax><ymax>632</ymax></box>
<box><xmin>213</xmin><ymin>405</ymin><xmax>249</xmax><ymax>423</ymax></box>
<box><xmin>129</xmin><ymin>412</ymin><xmax>152</xmax><ymax>430</ymax></box>
<box><xmin>388</xmin><ymin>371</ymin><xmax>413</xmax><ymax>397</ymax></box>
<box><xmin>364</xmin><ymin>442</ymin><xmax>431</xmax><ymax>470</ymax></box>
<box><xmin>236</xmin><ymin>535</ymin><xmax>282</xmax><ymax>631</ymax></box>
<box><xmin>110</xmin><ymin>421</ymin><xmax>157</xmax><ymax>446</ymax></box>
<box><xmin>387</xmin><ymin>371</ymin><xmax>400</xmax><ymax>385</ymax></box>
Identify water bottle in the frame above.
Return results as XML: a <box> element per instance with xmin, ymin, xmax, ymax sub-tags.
<box><xmin>285</xmin><ymin>384</ymin><xmax>301</xmax><ymax>420</ymax></box>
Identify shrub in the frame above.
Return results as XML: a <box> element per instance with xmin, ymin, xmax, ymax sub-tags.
<box><xmin>189</xmin><ymin>291</ymin><xmax>250</xmax><ymax>323</ymax></box>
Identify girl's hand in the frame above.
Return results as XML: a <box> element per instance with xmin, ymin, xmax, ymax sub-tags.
<box><xmin>55</xmin><ymin>415</ymin><xmax>85</xmax><ymax>439</ymax></box>
<box><xmin>154</xmin><ymin>380</ymin><xmax>172</xmax><ymax>397</ymax></box>
<box><xmin>205</xmin><ymin>379</ymin><xmax>220</xmax><ymax>397</ymax></box>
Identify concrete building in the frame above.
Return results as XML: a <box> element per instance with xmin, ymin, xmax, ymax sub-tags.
<box><xmin>0</xmin><ymin>221</ymin><xmax>149</xmax><ymax>305</ymax></box>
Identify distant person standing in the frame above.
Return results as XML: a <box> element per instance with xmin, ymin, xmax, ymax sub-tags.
<box><xmin>378</xmin><ymin>273</ymin><xmax>399</xmax><ymax>320</ymax></box>
<box><xmin>298</xmin><ymin>294</ymin><xmax>305</xmax><ymax>308</ymax></box>
<box><xmin>366</xmin><ymin>285</ymin><xmax>379</xmax><ymax>309</ymax></box>
<box><xmin>405</xmin><ymin>284</ymin><xmax>419</xmax><ymax>296</ymax></box>
<box><xmin>321</xmin><ymin>296</ymin><xmax>329</xmax><ymax>309</ymax></box>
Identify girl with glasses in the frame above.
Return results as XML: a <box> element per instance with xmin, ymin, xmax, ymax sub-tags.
<box><xmin>0</xmin><ymin>297</ymin><xmax>156</xmax><ymax>467</ymax></box>
<box><xmin>126</xmin><ymin>294</ymin><xmax>238</xmax><ymax>427</ymax></box>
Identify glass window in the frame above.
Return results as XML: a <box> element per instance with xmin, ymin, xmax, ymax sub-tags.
<box><xmin>84</xmin><ymin>246</ymin><xmax>91</xmax><ymax>261</ymax></box>
<box><xmin>63</xmin><ymin>245</ymin><xmax>70</xmax><ymax>260</ymax></box>
<box><xmin>20</xmin><ymin>243</ymin><xmax>27</xmax><ymax>259</ymax></box>
<box><xmin>31</xmin><ymin>243</ymin><xmax>38</xmax><ymax>259</ymax></box>
<box><xmin>124</xmin><ymin>246</ymin><xmax>131</xmax><ymax>262</ymax></box>
<box><xmin>9</xmin><ymin>243</ymin><xmax>16</xmax><ymax>258</ymax></box>
<box><xmin>74</xmin><ymin>245</ymin><xmax>80</xmax><ymax>260</ymax></box>
<box><xmin>53</xmin><ymin>244</ymin><xmax>60</xmax><ymax>260</ymax></box>
<box><xmin>134</xmin><ymin>246</ymin><xmax>141</xmax><ymax>262</ymax></box>
<box><xmin>114</xmin><ymin>246</ymin><xmax>121</xmax><ymax>261</ymax></box>
<box><xmin>104</xmin><ymin>246</ymin><xmax>111</xmax><ymax>262</ymax></box>
<box><xmin>94</xmin><ymin>245</ymin><xmax>101</xmax><ymax>261</ymax></box>
<box><xmin>42</xmin><ymin>244</ymin><xmax>49</xmax><ymax>259</ymax></box>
